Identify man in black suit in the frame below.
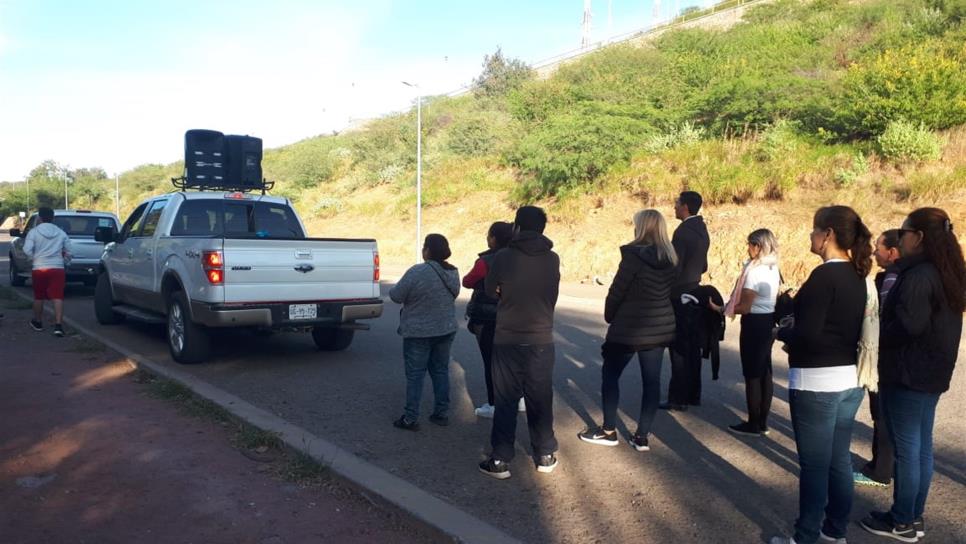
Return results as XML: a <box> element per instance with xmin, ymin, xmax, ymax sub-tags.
<box><xmin>662</xmin><ymin>191</ymin><xmax>710</xmax><ymax>411</ymax></box>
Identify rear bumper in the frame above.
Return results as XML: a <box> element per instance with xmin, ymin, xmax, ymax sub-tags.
<box><xmin>189</xmin><ymin>298</ymin><xmax>384</xmax><ymax>328</ymax></box>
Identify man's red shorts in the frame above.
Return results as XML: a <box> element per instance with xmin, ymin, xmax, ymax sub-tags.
<box><xmin>32</xmin><ymin>268</ymin><xmax>66</xmax><ymax>300</ymax></box>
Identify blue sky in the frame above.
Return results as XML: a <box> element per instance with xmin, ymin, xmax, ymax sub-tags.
<box><xmin>0</xmin><ymin>0</ymin><xmax>711</xmax><ymax>181</ymax></box>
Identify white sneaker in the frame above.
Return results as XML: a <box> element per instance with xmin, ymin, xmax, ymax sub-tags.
<box><xmin>474</xmin><ymin>404</ymin><xmax>495</xmax><ymax>418</ymax></box>
<box><xmin>518</xmin><ymin>398</ymin><xmax>527</xmax><ymax>412</ymax></box>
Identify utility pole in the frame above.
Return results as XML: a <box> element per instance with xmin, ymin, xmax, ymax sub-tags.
<box><xmin>581</xmin><ymin>0</ymin><xmax>592</xmax><ymax>48</ymax></box>
<box><xmin>653</xmin><ymin>0</ymin><xmax>663</xmax><ymax>25</ymax></box>
<box><xmin>115</xmin><ymin>174</ymin><xmax>120</xmax><ymax>217</ymax></box>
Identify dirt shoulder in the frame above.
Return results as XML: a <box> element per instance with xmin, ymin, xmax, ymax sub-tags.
<box><xmin>0</xmin><ymin>305</ymin><xmax>436</xmax><ymax>544</ymax></box>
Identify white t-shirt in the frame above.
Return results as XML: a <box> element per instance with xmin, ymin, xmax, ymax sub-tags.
<box><xmin>742</xmin><ymin>262</ymin><xmax>780</xmax><ymax>314</ymax></box>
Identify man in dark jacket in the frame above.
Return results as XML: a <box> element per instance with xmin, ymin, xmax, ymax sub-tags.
<box><xmin>478</xmin><ymin>206</ymin><xmax>561</xmax><ymax>480</ymax></box>
<box><xmin>663</xmin><ymin>191</ymin><xmax>711</xmax><ymax>410</ymax></box>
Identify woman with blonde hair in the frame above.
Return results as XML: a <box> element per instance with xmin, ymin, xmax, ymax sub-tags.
<box><xmin>710</xmin><ymin>228</ymin><xmax>781</xmax><ymax>436</ymax></box>
<box><xmin>579</xmin><ymin>209</ymin><xmax>678</xmax><ymax>451</ymax></box>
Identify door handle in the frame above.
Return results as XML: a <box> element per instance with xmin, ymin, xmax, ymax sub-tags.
<box><xmin>127</xmin><ymin>248</ymin><xmax>134</xmax><ymax>257</ymax></box>
<box><xmin>145</xmin><ymin>249</ymin><xmax>153</xmax><ymax>257</ymax></box>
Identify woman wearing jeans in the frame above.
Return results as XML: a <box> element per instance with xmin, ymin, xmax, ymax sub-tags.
<box><xmin>578</xmin><ymin>209</ymin><xmax>678</xmax><ymax>452</ymax></box>
<box><xmin>389</xmin><ymin>234</ymin><xmax>461</xmax><ymax>431</ymax></box>
<box><xmin>859</xmin><ymin>208</ymin><xmax>964</xmax><ymax>542</ymax></box>
<box><xmin>710</xmin><ymin>228</ymin><xmax>780</xmax><ymax>436</ymax></box>
<box><xmin>771</xmin><ymin>206</ymin><xmax>872</xmax><ymax>544</ymax></box>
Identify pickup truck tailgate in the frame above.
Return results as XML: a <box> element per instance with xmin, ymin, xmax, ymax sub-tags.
<box><xmin>221</xmin><ymin>239</ymin><xmax>379</xmax><ymax>303</ymax></box>
<box><xmin>70</xmin><ymin>237</ymin><xmax>108</xmax><ymax>261</ymax></box>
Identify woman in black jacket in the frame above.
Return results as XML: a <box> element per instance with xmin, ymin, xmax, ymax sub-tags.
<box><xmin>579</xmin><ymin>209</ymin><xmax>678</xmax><ymax>452</ymax></box>
<box><xmin>771</xmin><ymin>205</ymin><xmax>872</xmax><ymax>544</ymax></box>
<box><xmin>859</xmin><ymin>207</ymin><xmax>965</xmax><ymax>542</ymax></box>
<box><xmin>462</xmin><ymin>221</ymin><xmax>514</xmax><ymax>418</ymax></box>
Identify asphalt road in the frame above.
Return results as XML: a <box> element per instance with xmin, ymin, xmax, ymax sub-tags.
<box><xmin>3</xmin><ymin>237</ymin><xmax>964</xmax><ymax>543</ymax></box>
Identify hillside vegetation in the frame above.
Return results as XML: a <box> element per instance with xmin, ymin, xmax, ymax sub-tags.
<box><xmin>3</xmin><ymin>0</ymin><xmax>965</xmax><ymax>286</ymax></box>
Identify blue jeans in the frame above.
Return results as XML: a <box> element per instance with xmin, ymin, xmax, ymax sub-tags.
<box><xmin>880</xmin><ymin>384</ymin><xmax>940</xmax><ymax>524</ymax></box>
<box><xmin>402</xmin><ymin>333</ymin><xmax>454</xmax><ymax>421</ymax></box>
<box><xmin>789</xmin><ymin>387</ymin><xmax>863</xmax><ymax>544</ymax></box>
<box><xmin>601</xmin><ymin>347</ymin><xmax>664</xmax><ymax>436</ymax></box>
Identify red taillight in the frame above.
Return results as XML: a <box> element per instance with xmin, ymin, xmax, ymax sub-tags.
<box><xmin>203</xmin><ymin>250</ymin><xmax>224</xmax><ymax>285</ymax></box>
<box><xmin>373</xmin><ymin>251</ymin><xmax>380</xmax><ymax>282</ymax></box>
<box><xmin>205</xmin><ymin>251</ymin><xmax>223</xmax><ymax>267</ymax></box>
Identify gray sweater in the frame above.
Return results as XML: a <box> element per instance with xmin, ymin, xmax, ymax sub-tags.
<box><xmin>389</xmin><ymin>261</ymin><xmax>460</xmax><ymax>338</ymax></box>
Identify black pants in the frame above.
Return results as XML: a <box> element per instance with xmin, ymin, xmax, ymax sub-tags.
<box><xmin>490</xmin><ymin>343</ymin><xmax>558</xmax><ymax>462</ymax></box>
<box><xmin>861</xmin><ymin>390</ymin><xmax>895</xmax><ymax>484</ymax></box>
<box><xmin>602</xmin><ymin>347</ymin><xmax>664</xmax><ymax>436</ymax></box>
<box><xmin>668</xmin><ymin>300</ymin><xmax>702</xmax><ymax>405</ymax></box>
<box><xmin>471</xmin><ymin>321</ymin><xmax>496</xmax><ymax>406</ymax></box>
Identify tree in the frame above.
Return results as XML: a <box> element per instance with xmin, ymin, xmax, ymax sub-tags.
<box><xmin>472</xmin><ymin>47</ymin><xmax>535</xmax><ymax>98</ymax></box>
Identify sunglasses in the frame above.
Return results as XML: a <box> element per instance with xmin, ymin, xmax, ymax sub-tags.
<box><xmin>898</xmin><ymin>227</ymin><xmax>918</xmax><ymax>237</ymax></box>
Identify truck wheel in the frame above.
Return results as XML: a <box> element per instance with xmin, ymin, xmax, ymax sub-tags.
<box><xmin>167</xmin><ymin>291</ymin><xmax>210</xmax><ymax>364</ymax></box>
<box><xmin>94</xmin><ymin>273</ymin><xmax>125</xmax><ymax>325</ymax></box>
<box><xmin>8</xmin><ymin>256</ymin><xmax>25</xmax><ymax>286</ymax></box>
<box><xmin>311</xmin><ymin>327</ymin><xmax>354</xmax><ymax>351</ymax></box>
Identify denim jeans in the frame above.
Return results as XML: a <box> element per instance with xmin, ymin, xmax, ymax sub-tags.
<box><xmin>880</xmin><ymin>384</ymin><xmax>941</xmax><ymax>524</ymax></box>
<box><xmin>601</xmin><ymin>347</ymin><xmax>664</xmax><ymax>436</ymax></box>
<box><xmin>402</xmin><ymin>332</ymin><xmax>455</xmax><ymax>421</ymax></box>
<box><xmin>789</xmin><ymin>387</ymin><xmax>864</xmax><ymax>544</ymax></box>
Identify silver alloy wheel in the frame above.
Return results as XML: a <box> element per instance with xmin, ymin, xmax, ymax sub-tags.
<box><xmin>168</xmin><ymin>301</ymin><xmax>185</xmax><ymax>355</ymax></box>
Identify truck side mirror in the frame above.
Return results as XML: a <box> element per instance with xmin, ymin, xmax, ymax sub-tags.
<box><xmin>94</xmin><ymin>226</ymin><xmax>116</xmax><ymax>243</ymax></box>
<box><xmin>9</xmin><ymin>228</ymin><xmax>20</xmax><ymax>237</ymax></box>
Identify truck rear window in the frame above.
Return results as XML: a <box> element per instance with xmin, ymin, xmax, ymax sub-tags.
<box><xmin>52</xmin><ymin>216</ymin><xmax>118</xmax><ymax>236</ymax></box>
<box><xmin>170</xmin><ymin>199</ymin><xmax>305</xmax><ymax>239</ymax></box>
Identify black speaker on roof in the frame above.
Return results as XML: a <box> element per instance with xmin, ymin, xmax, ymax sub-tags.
<box><xmin>225</xmin><ymin>135</ymin><xmax>263</xmax><ymax>188</ymax></box>
<box><xmin>184</xmin><ymin>129</ymin><xmax>226</xmax><ymax>186</ymax></box>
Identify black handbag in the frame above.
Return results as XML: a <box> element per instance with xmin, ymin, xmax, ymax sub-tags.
<box><xmin>774</xmin><ymin>272</ymin><xmax>794</xmax><ymax>325</ymax></box>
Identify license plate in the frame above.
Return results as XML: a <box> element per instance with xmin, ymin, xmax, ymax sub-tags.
<box><xmin>289</xmin><ymin>304</ymin><xmax>317</xmax><ymax>320</ymax></box>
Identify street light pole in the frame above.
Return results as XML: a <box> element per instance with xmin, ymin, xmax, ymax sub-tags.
<box><xmin>115</xmin><ymin>174</ymin><xmax>120</xmax><ymax>217</ymax></box>
<box><xmin>63</xmin><ymin>171</ymin><xmax>70</xmax><ymax>210</ymax></box>
<box><xmin>402</xmin><ymin>81</ymin><xmax>422</xmax><ymax>264</ymax></box>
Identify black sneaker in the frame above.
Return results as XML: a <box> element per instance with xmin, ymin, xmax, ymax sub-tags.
<box><xmin>728</xmin><ymin>422</ymin><xmax>762</xmax><ymax>437</ymax></box>
<box><xmin>628</xmin><ymin>433</ymin><xmax>650</xmax><ymax>452</ymax></box>
<box><xmin>478</xmin><ymin>457</ymin><xmax>511</xmax><ymax>480</ymax></box>
<box><xmin>30</xmin><ymin>319</ymin><xmax>43</xmax><ymax>331</ymax></box>
<box><xmin>859</xmin><ymin>511</ymin><xmax>918</xmax><ymax>543</ymax></box>
<box><xmin>578</xmin><ymin>426</ymin><xmax>618</xmax><ymax>446</ymax></box>
<box><xmin>428</xmin><ymin>413</ymin><xmax>449</xmax><ymax>426</ymax></box>
<box><xmin>392</xmin><ymin>416</ymin><xmax>419</xmax><ymax>431</ymax></box>
<box><xmin>913</xmin><ymin>517</ymin><xmax>925</xmax><ymax>539</ymax></box>
<box><xmin>535</xmin><ymin>454</ymin><xmax>558</xmax><ymax>473</ymax></box>
<box><xmin>53</xmin><ymin>324</ymin><xmax>65</xmax><ymax>337</ymax></box>
<box><xmin>659</xmin><ymin>402</ymin><xmax>688</xmax><ymax>411</ymax></box>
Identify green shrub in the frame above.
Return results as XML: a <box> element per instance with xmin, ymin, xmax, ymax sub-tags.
<box><xmin>877</xmin><ymin>120</ymin><xmax>944</xmax><ymax>163</ymax></box>
<box><xmin>756</xmin><ymin>120</ymin><xmax>801</xmax><ymax>162</ymax></box>
<box><xmin>834</xmin><ymin>152</ymin><xmax>871</xmax><ymax>186</ymax></box>
<box><xmin>839</xmin><ymin>41</ymin><xmax>966</xmax><ymax>137</ymax></box>
<box><xmin>643</xmin><ymin>122</ymin><xmax>705</xmax><ymax>153</ymax></box>
<box><xmin>504</xmin><ymin>113</ymin><xmax>651</xmax><ymax>199</ymax></box>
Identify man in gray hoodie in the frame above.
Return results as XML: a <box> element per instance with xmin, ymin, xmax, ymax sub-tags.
<box><xmin>23</xmin><ymin>207</ymin><xmax>72</xmax><ymax>337</ymax></box>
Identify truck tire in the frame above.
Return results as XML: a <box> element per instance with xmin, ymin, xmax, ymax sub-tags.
<box><xmin>311</xmin><ymin>327</ymin><xmax>354</xmax><ymax>351</ymax></box>
<box><xmin>167</xmin><ymin>291</ymin><xmax>210</xmax><ymax>364</ymax></box>
<box><xmin>8</xmin><ymin>256</ymin><xmax>25</xmax><ymax>286</ymax></box>
<box><xmin>94</xmin><ymin>273</ymin><xmax>125</xmax><ymax>325</ymax></box>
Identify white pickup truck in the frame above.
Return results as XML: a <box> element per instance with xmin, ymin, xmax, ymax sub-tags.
<box><xmin>94</xmin><ymin>191</ymin><xmax>383</xmax><ymax>363</ymax></box>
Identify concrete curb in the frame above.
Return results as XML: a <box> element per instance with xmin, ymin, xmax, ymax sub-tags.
<box><xmin>10</xmin><ymin>288</ymin><xmax>523</xmax><ymax>544</ymax></box>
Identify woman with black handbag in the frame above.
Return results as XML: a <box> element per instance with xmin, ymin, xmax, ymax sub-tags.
<box><xmin>710</xmin><ymin>229</ymin><xmax>781</xmax><ymax>436</ymax></box>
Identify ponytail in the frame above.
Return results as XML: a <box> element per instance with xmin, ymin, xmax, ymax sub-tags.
<box><xmin>907</xmin><ymin>207</ymin><xmax>966</xmax><ymax>313</ymax></box>
<box><xmin>850</xmin><ymin>218</ymin><xmax>873</xmax><ymax>278</ymax></box>
<box><xmin>814</xmin><ymin>205</ymin><xmax>873</xmax><ymax>277</ymax></box>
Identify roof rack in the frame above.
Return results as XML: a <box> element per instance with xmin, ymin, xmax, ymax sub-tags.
<box><xmin>171</xmin><ymin>176</ymin><xmax>275</xmax><ymax>194</ymax></box>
